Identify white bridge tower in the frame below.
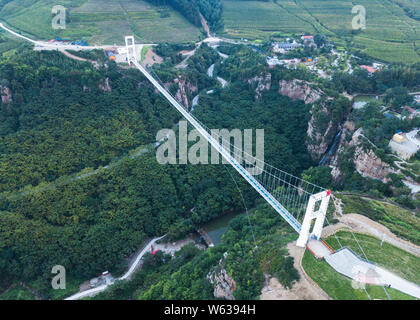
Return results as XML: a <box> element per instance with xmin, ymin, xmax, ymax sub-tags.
<box><xmin>125</xmin><ymin>36</ymin><xmax>137</xmax><ymax>63</ymax></box>
<box><xmin>296</xmin><ymin>190</ymin><xmax>331</xmax><ymax>247</ymax></box>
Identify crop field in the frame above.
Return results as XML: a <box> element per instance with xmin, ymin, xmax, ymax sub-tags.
<box><xmin>391</xmin><ymin>0</ymin><xmax>420</xmax><ymax>20</ymax></box>
<box><xmin>222</xmin><ymin>0</ymin><xmax>420</xmax><ymax>63</ymax></box>
<box><xmin>0</xmin><ymin>0</ymin><xmax>201</xmax><ymax>44</ymax></box>
<box><xmin>222</xmin><ymin>0</ymin><xmax>316</xmax><ymax>39</ymax></box>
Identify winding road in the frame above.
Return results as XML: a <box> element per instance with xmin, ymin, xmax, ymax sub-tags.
<box><xmin>65</xmin><ymin>235</ymin><xmax>166</xmax><ymax>300</ymax></box>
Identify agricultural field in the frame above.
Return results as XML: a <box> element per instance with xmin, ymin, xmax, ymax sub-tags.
<box><xmin>221</xmin><ymin>0</ymin><xmax>317</xmax><ymax>40</ymax></box>
<box><xmin>302</xmin><ymin>231</ymin><xmax>419</xmax><ymax>300</ymax></box>
<box><xmin>0</xmin><ymin>0</ymin><xmax>201</xmax><ymax>44</ymax></box>
<box><xmin>391</xmin><ymin>0</ymin><xmax>420</xmax><ymax>21</ymax></box>
<box><xmin>222</xmin><ymin>0</ymin><xmax>420</xmax><ymax>64</ymax></box>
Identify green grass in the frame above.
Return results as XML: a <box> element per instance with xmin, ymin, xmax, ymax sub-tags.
<box><xmin>353</xmin><ymin>95</ymin><xmax>382</xmax><ymax>103</ymax></box>
<box><xmin>0</xmin><ymin>285</ymin><xmax>36</xmax><ymax>300</ymax></box>
<box><xmin>339</xmin><ymin>195</ymin><xmax>420</xmax><ymax>245</ymax></box>
<box><xmin>302</xmin><ymin>230</ymin><xmax>420</xmax><ymax>300</ymax></box>
<box><xmin>222</xmin><ymin>0</ymin><xmax>316</xmax><ymax>40</ymax></box>
<box><xmin>222</xmin><ymin>0</ymin><xmax>420</xmax><ymax>64</ymax></box>
<box><xmin>302</xmin><ymin>250</ymin><xmax>415</xmax><ymax>300</ymax></box>
<box><xmin>140</xmin><ymin>44</ymin><xmax>151</xmax><ymax>61</ymax></box>
<box><xmin>0</xmin><ymin>0</ymin><xmax>201</xmax><ymax>44</ymax></box>
<box><xmin>326</xmin><ymin>231</ymin><xmax>420</xmax><ymax>286</ymax></box>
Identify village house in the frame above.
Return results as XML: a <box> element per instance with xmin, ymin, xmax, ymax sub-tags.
<box><xmin>272</xmin><ymin>41</ymin><xmax>301</xmax><ymax>53</ymax></box>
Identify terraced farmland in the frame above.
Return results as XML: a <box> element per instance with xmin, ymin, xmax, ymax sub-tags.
<box><xmin>0</xmin><ymin>0</ymin><xmax>201</xmax><ymax>44</ymax></box>
<box><xmin>222</xmin><ymin>0</ymin><xmax>420</xmax><ymax>63</ymax></box>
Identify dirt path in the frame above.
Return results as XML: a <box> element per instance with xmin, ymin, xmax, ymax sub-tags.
<box><xmin>59</xmin><ymin>49</ymin><xmax>101</xmax><ymax>69</ymax></box>
<box><xmin>65</xmin><ymin>235</ymin><xmax>166</xmax><ymax>300</ymax></box>
<box><xmin>199</xmin><ymin>12</ymin><xmax>210</xmax><ymax>37</ymax></box>
<box><xmin>338</xmin><ymin>213</ymin><xmax>420</xmax><ymax>257</ymax></box>
<box><xmin>331</xmin><ymin>196</ymin><xmax>420</xmax><ymax>257</ymax></box>
<box><xmin>261</xmin><ymin>197</ymin><xmax>420</xmax><ymax>300</ymax></box>
<box><xmin>260</xmin><ymin>242</ymin><xmax>330</xmax><ymax>300</ymax></box>
<box><xmin>143</xmin><ymin>47</ymin><xmax>163</xmax><ymax>67</ymax></box>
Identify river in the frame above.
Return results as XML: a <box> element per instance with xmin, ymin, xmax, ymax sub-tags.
<box><xmin>202</xmin><ymin>212</ymin><xmax>241</xmax><ymax>245</ymax></box>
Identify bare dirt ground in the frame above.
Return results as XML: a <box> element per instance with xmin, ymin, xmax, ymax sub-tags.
<box><xmin>153</xmin><ymin>237</ymin><xmax>204</xmax><ymax>257</ymax></box>
<box><xmin>261</xmin><ymin>196</ymin><xmax>420</xmax><ymax>300</ymax></box>
<box><xmin>143</xmin><ymin>47</ymin><xmax>163</xmax><ymax>67</ymax></box>
<box><xmin>339</xmin><ymin>213</ymin><xmax>420</xmax><ymax>257</ymax></box>
<box><xmin>332</xmin><ymin>196</ymin><xmax>420</xmax><ymax>257</ymax></box>
<box><xmin>59</xmin><ymin>49</ymin><xmax>100</xmax><ymax>69</ymax></box>
<box><xmin>260</xmin><ymin>242</ymin><xmax>330</xmax><ymax>300</ymax></box>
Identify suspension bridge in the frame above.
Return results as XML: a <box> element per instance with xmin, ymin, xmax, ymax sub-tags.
<box><xmin>0</xmin><ymin>19</ymin><xmax>418</xmax><ymax>299</ymax></box>
<box><xmin>124</xmin><ymin>36</ymin><xmax>420</xmax><ymax>299</ymax></box>
<box><xmin>125</xmin><ymin>36</ymin><xmax>331</xmax><ymax>248</ymax></box>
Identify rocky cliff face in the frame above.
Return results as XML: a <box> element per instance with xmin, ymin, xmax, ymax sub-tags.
<box><xmin>278</xmin><ymin>79</ymin><xmax>321</xmax><ymax>104</ymax></box>
<box><xmin>248</xmin><ymin>72</ymin><xmax>272</xmax><ymax>100</ymax></box>
<box><xmin>331</xmin><ymin>126</ymin><xmax>395</xmax><ymax>183</ymax></box>
<box><xmin>350</xmin><ymin>129</ymin><xmax>394</xmax><ymax>182</ymax></box>
<box><xmin>174</xmin><ymin>77</ymin><xmax>198</xmax><ymax>110</ymax></box>
<box><xmin>306</xmin><ymin>105</ymin><xmax>336</xmax><ymax>161</ymax></box>
<box><xmin>276</xmin><ymin>79</ymin><xmax>336</xmax><ymax>161</ymax></box>
<box><xmin>207</xmin><ymin>253</ymin><xmax>236</xmax><ymax>300</ymax></box>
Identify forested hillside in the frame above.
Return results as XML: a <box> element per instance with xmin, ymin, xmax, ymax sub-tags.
<box><xmin>0</xmin><ymin>44</ymin><xmax>320</xmax><ymax>297</ymax></box>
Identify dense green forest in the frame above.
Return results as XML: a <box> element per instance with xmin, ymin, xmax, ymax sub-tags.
<box><xmin>2</xmin><ymin>38</ymin><xmax>419</xmax><ymax>299</ymax></box>
<box><xmin>0</xmin><ymin>44</ymin><xmax>317</xmax><ymax>296</ymax></box>
<box><xmin>91</xmin><ymin>203</ymin><xmax>298</xmax><ymax>300</ymax></box>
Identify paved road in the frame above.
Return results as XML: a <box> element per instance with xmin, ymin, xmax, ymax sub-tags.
<box><xmin>65</xmin><ymin>235</ymin><xmax>166</xmax><ymax>300</ymax></box>
<box><xmin>325</xmin><ymin>247</ymin><xmax>420</xmax><ymax>299</ymax></box>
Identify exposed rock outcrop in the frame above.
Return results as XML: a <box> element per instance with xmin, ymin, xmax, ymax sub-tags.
<box><xmin>279</xmin><ymin>80</ymin><xmax>321</xmax><ymax>104</ymax></box>
<box><xmin>1</xmin><ymin>86</ymin><xmax>12</xmax><ymax>103</ymax></box>
<box><xmin>99</xmin><ymin>78</ymin><xmax>112</xmax><ymax>92</ymax></box>
<box><xmin>329</xmin><ymin>120</ymin><xmax>355</xmax><ymax>181</ymax></box>
<box><xmin>174</xmin><ymin>77</ymin><xmax>198</xmax><ymax>110</ymax></box>
<box><xmin>207</xmin><ymin>253</ymin><xmax>236</xmax><ymax>300</ymax></box>
<box><xmin>306</xmin><ymin>107</ymin><xmax>336</xmax><ymax>161</ymax></box>
<box><xmin>331</xmin><ymin>126</ymin><xmax>395</xmax><ymax>183</ymax></box>
<box><xmin>248</xmin><ymin>72</ymin><xmax>272</xmax><ymax>100</ymax></box>
<box><xmin>350</xmin><ymin>129</ymin><xmax>394</xmax><ymax>182</ymax></box>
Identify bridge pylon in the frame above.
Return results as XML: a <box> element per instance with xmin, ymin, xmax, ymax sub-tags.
<box><xmin>296</xmin><ymin>190</ymin><xmax>331</xmax><ymax>247</ymax></box>
<box><xmin>125</xmin><ymin>36</ymin><xmax>137</xmax><ymax>63</ymax></box>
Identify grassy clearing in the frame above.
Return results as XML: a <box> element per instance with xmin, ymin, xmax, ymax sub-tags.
<box><xmin>325</xmin><ymin>231</ymin><xmax>420</xmax><ymax>286</ymax></box>
<box><xmin>353</xmin><ymin>95</ymin><xmax>383</xmax><ymax>104</ymax></box>
<box><xmin>0</xmin><ymin>0</ymin><xmax>201</xmax><ymax>44</ymax></box>
<box><xmin>302</xmin><ymin>250</ymin><xmax>415</xmax><ymax>300</ymax></box>
<box><xmin>339</xmin><ymin>195</ymin><xmax>420</xmax><ymax>245</ymax></box>
<box><xmin>141</xmin><ymin>44</ymin><xmax>151</xmax><ymax>61</ymax></box>
<box><xmin>0</xmin><ymin>285</ymin><xmax>36</xmax><ymax>300</ymax></box>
